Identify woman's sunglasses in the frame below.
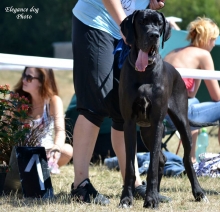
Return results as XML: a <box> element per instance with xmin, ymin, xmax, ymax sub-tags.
<box><xmin>22</xmin><ymin>73</ymin><xmax>40</xmax><ymax>83</ymax></box>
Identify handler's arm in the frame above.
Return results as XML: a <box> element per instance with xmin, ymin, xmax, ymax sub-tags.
<box><xmin>102</xmin><ymin>0</ymin><xmax>126</xmax><ymax>26</ymax></box>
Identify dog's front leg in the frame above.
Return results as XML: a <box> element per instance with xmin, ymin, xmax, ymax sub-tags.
<box><xmin>119</xmin><ymin>120</ymin><xmax>137</xmax><ymax>208</ymax></box>
<box><xmin>144</xmin><ymin>121</ymin><xmax>164</xmax><ymax>209</ymax></box>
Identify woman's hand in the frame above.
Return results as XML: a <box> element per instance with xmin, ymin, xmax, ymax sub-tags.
<box><xmin>47</xmin><ymin>147</ymin><xmax>61</xmax><ymax>164</ymax></box>
<box><xmin>149</xmin><ymin>0</ymin><xmax>165</xmax><ymax>10</ymax></box>
<box><xmin>47</xmin><ymin>146</ymin><xmax>61</xmax><ymax>174</ymax></box>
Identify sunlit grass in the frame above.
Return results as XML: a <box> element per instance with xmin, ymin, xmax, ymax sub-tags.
<box><xmin>0</xmin><ymin>70</ymin><xmax>220</xmax><ymax>211</ymax></box>
<box><xmin>1</xmin><ymin>165</ymin><xmax>220</xmax><ymax>212</ymax></box>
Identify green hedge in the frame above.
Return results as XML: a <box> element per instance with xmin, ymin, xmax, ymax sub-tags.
<box><xmin>0</xmin><ymin>0</ymin><xmax>219</xmax><ymax>57</ymax></box>
<box><xmin>0</xmin><ymin>0</ymin><xmax>77</xmax><ymax>57</ymax></box>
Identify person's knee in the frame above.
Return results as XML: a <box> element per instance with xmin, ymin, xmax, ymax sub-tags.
<box><xmin>61</xmin><ymin>143</ymin><xmax>73</xmax><ymax>158</ymax></box>
<box><xmin>59</xmin><ymin>143</ymin><xmax>73</xmax><ymax>166</ymax></box>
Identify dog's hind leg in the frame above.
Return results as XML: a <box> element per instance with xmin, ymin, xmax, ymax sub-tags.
<box><xmin>119</xmin><ymin>120</ymin><xmax>137</xmax><ymax>208</ymax></box>
<box><xmin>167</xmin><ymin>100</ymin><xmax>208</xmax><ymax>202</ymax></box>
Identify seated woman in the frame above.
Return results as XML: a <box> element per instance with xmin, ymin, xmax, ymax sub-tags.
<box><xmin>14</xmin><ymin>67</ymin><xmax>73</xmax><ymax>174</ymax></box>
<box><xmin>164</xmin><ymin>17</ymin><xmax>220</xmax><ymax>163</ymax></box>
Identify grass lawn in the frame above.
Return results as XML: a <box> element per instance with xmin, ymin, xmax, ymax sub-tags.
<box><xmin>1</xmin><ymin>164</ymin><xmax>220</xmax><ymax>212</ymax></box>
<box><xmin>0</xmin><ymin>70</ymin><xmax>220</xmax><ymax>211</ymax></box>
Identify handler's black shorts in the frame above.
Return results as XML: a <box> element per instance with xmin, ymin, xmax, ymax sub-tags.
<box><xmin>72</xmin><ymin>15</ymin><xmax>124</xmax><ymax>131</ymax></box>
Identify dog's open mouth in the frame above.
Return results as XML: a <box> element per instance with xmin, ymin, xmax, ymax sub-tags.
<box><xmin>135</xmin><ymin>45</ymin><xmax>156</xmax><ymax>72</ymax></box>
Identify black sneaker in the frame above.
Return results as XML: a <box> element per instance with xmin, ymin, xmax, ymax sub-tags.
<box><xmin>134</xmin><ymin>181</ymin><xmax>172</xmax><ymax>203</ymax></box>
<box><xmin>70</xmin><ymin>178</ymin><xmax>110</xmax><ymax>205</ymax></box>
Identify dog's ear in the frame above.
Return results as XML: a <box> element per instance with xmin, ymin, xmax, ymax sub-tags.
<box><xmin>157</xmin><ymin>11</ymin><xmax>172</xmax><ymax>49</ymax></box>
<box><xmin>120</xmin><ymin>10</ymin><xmax>139</xmax><ymax>45</ymax></box>
<box><xmin>164</xmin><ymin>19</ymin><xmax>172</xmax><ymax>42</ymax></box>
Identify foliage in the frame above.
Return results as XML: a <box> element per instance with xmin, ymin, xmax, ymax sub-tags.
<box><xmin>0</xmin><ymin>0</ymin><xmax>77</xmax><ymax>57</ymax></box>
<box><xmin>0</xmin><ymin>84</ymin><xmax>42</xmax><ymax>165</ymax></box>
<box><xmin>162</xmin><ymin>0</ymin><xmax>220</xmax><ymax>30</ymax></box>
<box><xmin>0</xmin><ymin>0</ymin><xmax>219</xmax><ymax>58</ymax></box>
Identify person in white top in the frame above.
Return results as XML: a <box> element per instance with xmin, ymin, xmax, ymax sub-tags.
<box><xmin>14</xmin><ymin>67</ymin><xmax>73</xmax><ymax>174</ymax></box>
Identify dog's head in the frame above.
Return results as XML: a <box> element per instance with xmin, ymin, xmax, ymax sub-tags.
<box><xmin>120</xmin><ymin>9</ymin><xmax>171</xmax><ymax>71</ymax></box>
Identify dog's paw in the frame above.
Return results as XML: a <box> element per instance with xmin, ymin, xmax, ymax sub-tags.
<box><xmin>194</xmin><ymin>191</ymin><xmax>209</xmax><ymax>203</ymax></box>
<box><xmin>202</xmin><ymin>195</ymin><xmax>209</xmax><ymax>203</ymax></box>
<box><xmin>118</xmin><ymin>196</ymin><xmax>133</xmax><ymax>208</ymax></box>
<box><xmin>119</xmin><ymin>187</ymin><xmax>134</xmax><ymax>208</ymax></box>
<box><xmin>143</xmin><ymin>193</ymin><xmax>159</xmax><ymax>209</ymax></box>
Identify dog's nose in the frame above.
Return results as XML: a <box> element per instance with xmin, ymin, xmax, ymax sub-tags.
<box><xmin>149</xmin><ymin>32</ymin><xmax>160</xmax><ymax>39</ymax></box>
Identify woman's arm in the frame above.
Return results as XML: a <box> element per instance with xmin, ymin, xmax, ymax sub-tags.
<box><xmin>49</xmin><ymin>95</ymin><xmax>66</xmax><ymax>150</ymax></box>
<box><xmin>102</xmin><ymin>0</ymin><xmax>126</xmax><ymax>26</ymax></box>
<box><xmin>200</xmin><ymin>51</ymin><xmax>220</xmax><ymax>101</ymax></box>
<box><xmin>102</xmin><ymin>0</ymin><xmax>165</xmax><ymax>26</ymax></box>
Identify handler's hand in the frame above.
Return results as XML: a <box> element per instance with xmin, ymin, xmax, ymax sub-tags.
<box><xmin>150</xmin><ymin>0</ymin><xmax>165</xmax><ymax>10</ymax></box>
<box><xmin>120</xmin><ymin>30</ymin><xmax>129</xmax><ymax>45</ymax></box>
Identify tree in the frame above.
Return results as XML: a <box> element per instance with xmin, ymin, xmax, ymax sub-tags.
<box><xmin>0</xmin><ymin>0</ymin><xmax>77</xmax><ymax>57</ymax></box>
<box><xmin>162</xmin><ymin>0</ymin><xmax>220</xmax><ymax>30</ymax></box>
<box><xmin>0</xmin><ymin>0</ymin><xmax>219</xmax><ymax>57</ymax></box>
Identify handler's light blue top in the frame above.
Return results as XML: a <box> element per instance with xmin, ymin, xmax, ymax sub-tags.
<box><xmin>72</xmin><ymin>0</ymin><xmax>150</xmax><ymax>39</ymax></box>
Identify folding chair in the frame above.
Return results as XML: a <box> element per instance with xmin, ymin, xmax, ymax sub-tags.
<box><xmin>161</xmin><ymin>119</ymin><xmax>182</xmax><ymax>154</ymax></box>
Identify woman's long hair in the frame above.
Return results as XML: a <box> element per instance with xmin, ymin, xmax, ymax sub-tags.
<box><xmin>14</xmin><ymin>67</ymin><xmax>59</xmax><ymax>105</ymax></box>
<box><xmin>187</xmin><ymin>17</ymin><xmax>219</xmax><ymax>48</ymax></box>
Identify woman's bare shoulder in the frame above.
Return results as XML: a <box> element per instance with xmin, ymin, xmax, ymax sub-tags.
<box><xmin>49</xmin><ymin>95</ymin><xmax>63</xmax><ymax>110</ymax></box>
<box><xmin>50</xmin><ymin>95</ymin><xmax>62</xmax><ymax>102</ymax></box>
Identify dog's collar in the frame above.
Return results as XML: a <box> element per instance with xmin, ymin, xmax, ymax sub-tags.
<box><xmin>128</xmin><ymin>53</ymin><xmax>135</xmax><ymax>69</ymax></box>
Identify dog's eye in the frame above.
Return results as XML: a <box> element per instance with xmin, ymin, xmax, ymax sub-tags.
<box><xmin>158</xmin><ymin>20</ymin><xmax>163</xmax><ymax>26</ymax></box>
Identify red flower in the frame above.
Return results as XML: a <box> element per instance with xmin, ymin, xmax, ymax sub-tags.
<box><xmin>23</xmin><ymin>123</ymin><xmax>31</xmax><ymax>129</ymax></box>
<box><xmin>0</xmin><ymin>84</ymin><xmax>10</xmax><ymax>91</ymax></box>
<box><xmin>21</xmin><ymin>104</ymin><xmax>29</xmax><ymax>111</ymax></box>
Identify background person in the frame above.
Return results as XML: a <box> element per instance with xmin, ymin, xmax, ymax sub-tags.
<box><xmin>164</xmin><ymin>17</ymin><xmax>220</xmax><ymax>163</ymax></box>
<box><xmin>14</xmin><ymin>67</ymin><xmax>73</xmax><ymax>174</ymax></box>
<box><xmin>168</xmin><ymin>20</ymin><xmax>181</xmax><ymax>30</ymax></box>
<box><xmin>71</xmin><ymin>0</ymin><xmax>169</xmax><ymax>205</ymax></box>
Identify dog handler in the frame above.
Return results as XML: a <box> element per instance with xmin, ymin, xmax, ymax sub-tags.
<box><xmin>71</xmin><ymin>0</ymin><xmax>170</xmax><ymax>205</ymax></box>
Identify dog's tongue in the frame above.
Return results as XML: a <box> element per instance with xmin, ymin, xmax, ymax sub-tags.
<box><xmin>135</xmin><ymin>50</ymin><xmax>148</xmax><ymax>72</ymax></box>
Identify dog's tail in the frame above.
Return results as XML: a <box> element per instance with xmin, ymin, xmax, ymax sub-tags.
<box><xmin>189</xmin><ymin>120</ymin><xmax>218</xmax><ymax>128</ymax></box>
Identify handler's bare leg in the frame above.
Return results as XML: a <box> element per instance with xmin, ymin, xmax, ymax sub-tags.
<box><xmin>111</xmin><ymin>128</ymin><xmax>143</xmax><ymax>187</ymax></box>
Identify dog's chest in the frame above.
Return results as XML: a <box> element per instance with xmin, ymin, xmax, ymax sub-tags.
<box><xmin>132</xmin><ymin>84</ymin><xmax>153</xmax><ymax>127</ymax></box>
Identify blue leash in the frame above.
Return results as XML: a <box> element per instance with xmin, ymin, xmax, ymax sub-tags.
<box><xmin>113</xmin><ymin>39</ymin><xmax>131</xmax><ymax>69</ymax></box>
